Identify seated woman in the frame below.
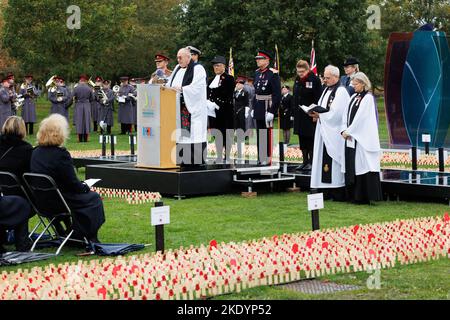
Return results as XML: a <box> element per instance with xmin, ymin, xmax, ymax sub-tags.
<box><xmin>31</xmin><ymin>114</ymin><xmax>105</xmax><ymax>243</ymax></box>
<box><xmin>0</xmin><ymin>194</ymin><xmax>31</xmax><ymax>253</ymax></box>
<box><xmin>0</xmin><ymin>116</ymin><xmax>34</xmax><ymax>187</ymax></box>
<box><xmin>340</xmin><ymin>72</ymin><xmax>382</xmax><ymax>204</ymax></box>
<box><xmin>0</xmin><ymin>116</ymin><xmax>34</xmax><ymax>249</ymax></box>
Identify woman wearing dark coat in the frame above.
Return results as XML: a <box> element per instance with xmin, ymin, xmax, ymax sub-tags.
<box><xmin>207</xmin><ymin>56</ymin><xmax>235</xmax><ymax>162</ymax></box>
<box><xmin>31</xmin><ymin>114</ymin><xmax>105</xmax><ymax>243</ymax></box>
<box><xmin>0</xmin><ymin>116</ymin><xmax>33</xmax><ymax>252</ymax></box>
<box><xmin>293</xmin><ymin>60</ymin><xmax>323</xmax><ymax>171</ymax></box>
<box><xmin>0</xmin><ymin>116</ymin><xmax>33</xmax><ymax>180</ymax></box>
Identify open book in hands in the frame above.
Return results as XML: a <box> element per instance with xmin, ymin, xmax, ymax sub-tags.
<box><xmin>299</xmin><ymin>104</ymin><xmax>329</xmax><ymax>114</ymax></box>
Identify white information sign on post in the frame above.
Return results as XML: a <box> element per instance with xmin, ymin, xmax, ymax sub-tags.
<box><xmin>151</xmin><ymin>206</ymin><xmax>170</xmax><ymax>226</ymax></box>
<box><xmin>421</xmin><ymin>134</ymin><xmax>431</xmax><ymax>143</ymax></box>
<box><xmin>307</xmin><ymin>193</ymin><xmax>324</xmax><ymax>211</ymax></box>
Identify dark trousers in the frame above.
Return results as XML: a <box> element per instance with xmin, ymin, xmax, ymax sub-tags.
<box><xmin>26</xmin><ymin>123</ymin><xmax>34</xmax><ymax>135</ymax></box>
<box><xmin>101</xmin><ymin>126</ymin><xmax>112</xmax><ymax>135</ymax></box>
<box><xmin>121</xmin><ymin>123</ymin><xmax>132</xmax><ymax>134</ymax></box>
<box><xmin>176</xmin><ymin>142</ymin><xmax>207</xmax><ymax>170</ymax></box>
<box><xmin>256</xmin><ymin>120</ymin><xmax>273</xmax><ymax>165</ymax></box>
<box><xmin>298</xmin><ymin>135</ymin><xmax>314</xmax><ymax>165</ymax></box>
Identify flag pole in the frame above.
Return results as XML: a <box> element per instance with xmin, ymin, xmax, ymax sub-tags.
<box><xmin>275</xmin><ymin>44</ymin><xmax>284</xmax><ymax>163</ymax></box>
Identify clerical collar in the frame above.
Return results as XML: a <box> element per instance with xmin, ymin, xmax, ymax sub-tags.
<box><xmin>326</xmin><ymin>83</ymin><xmax>339</xmax><ymax>90</ymax></box>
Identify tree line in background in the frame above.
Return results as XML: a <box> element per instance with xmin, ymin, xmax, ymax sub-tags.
<box><xmin>0</xmin><ymin>0</ymin><xmax>449</xmax><ymax>87</ymax></box>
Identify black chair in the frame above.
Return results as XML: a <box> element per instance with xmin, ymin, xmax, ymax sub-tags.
<box><xmin>0</xmin><ymin>171</ymin><xmax>49</xmax><ymax>241</ymax></box>
<box><xmin>22</xmin><ymin>173</ymin><xmax>88</xmax><ymax>255</ymax></box>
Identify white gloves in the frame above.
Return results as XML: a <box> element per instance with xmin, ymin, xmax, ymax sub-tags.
<box><xmin>251</xmin><ymin>110</ymin><xmax>254</xmax><ymax>118</ymax></box>
<box><xmin>290</xmin><ymin>116</ymin><xmax>294</xmax><ymax>121</ymax></box>
<box><xmin>207</xmin><ymin>100</ymin><xmax>219</xmax><ymax>112</ymax></box>
<box><xmin>245</xmin><ymin>107</ymin><xmax>250</xmax><ymax>119</ymax></box>
<box><xmin>266</xmin><ymin>112</ymin><xmax>274</xmax><ymax>128</ymax></box>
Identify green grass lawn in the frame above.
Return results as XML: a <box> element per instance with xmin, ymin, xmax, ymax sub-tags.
<box><xmin>4</xmin><ymin>96</ymin><xmax>448</xmax><ymax>300</ymax></box>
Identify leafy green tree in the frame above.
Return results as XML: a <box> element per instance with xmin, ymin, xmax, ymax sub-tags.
<box><xmin>177</xmin><ymin>0</ymin><xmax>384</xmax><ymax>86</ymax></box>
<box><xmin>2</xmin><ymin>0</ymin><xmax>136</xmax><ymax>81</ymax></box>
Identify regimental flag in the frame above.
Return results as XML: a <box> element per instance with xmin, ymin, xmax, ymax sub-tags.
<box><xmin>274</xmin><ymin>44</ymin><xmax>280</xmax><ymax>72</ymax></box>
<box><xmin>228</xmin><ymin>48</ymin><xmax>234</xmax><ymax>77</ymax></box>
<box><xmin>310</xmin><ymin>40</ymin><xmax>318</xmax><ymax>76</ymax></box>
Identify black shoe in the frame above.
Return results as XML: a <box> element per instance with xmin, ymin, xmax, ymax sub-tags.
<box><xmin>302</xmin><ymin>163</ymin><xmax>312</xmax><ymax>171</ymax></box>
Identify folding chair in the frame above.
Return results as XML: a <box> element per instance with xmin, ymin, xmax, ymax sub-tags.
<box><xmin>22</xmin><ymin>173</ymin><xmax>88</xmax><ymax>255</ymax></box>
<box><xmin>0</xmin><ymin>171</ymin><xmax>51</xmax><ymax>241</ymax></box>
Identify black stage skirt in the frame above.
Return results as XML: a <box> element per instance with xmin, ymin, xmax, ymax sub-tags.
<box><xmin>346</xmin><ymin>172</ymin><xmax>383</xmax><ymax>203</ymax></box>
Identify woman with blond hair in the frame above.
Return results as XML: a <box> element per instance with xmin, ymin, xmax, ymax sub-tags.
<box><xmin>340</xmin><ymin>72</ymin><xmax>382</xmax><ymax>204</ymax></box>
<box><xmin>0</xmin><ymin>116</ymin><xmax>33</xmax><ymax>180</ymax></box>
<box><xmin>31</xmin><ymin>114</ymin><xmax>105</xmax><ymax>243</ymax></box>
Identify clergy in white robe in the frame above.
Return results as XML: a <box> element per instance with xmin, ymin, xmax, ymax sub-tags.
<box><xmin>167</xmin><ymin>48</ymin><xmax>208</xmax><ymax>168</ymax></box>
<box><xmin>310</xmin><ymin>65</ymin><xmax>350</xmax><ymax>200</ymax></box>
<box><xmin>341</xmin><ymin>72</ymin><xmax>382</xmax><ymax>203</ymax></box>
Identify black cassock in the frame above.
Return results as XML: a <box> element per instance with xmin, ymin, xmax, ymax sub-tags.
<box><xmin>234</xmin><ymin>89</ymin><xmax>248</xmax><ymax>131</ymax></box>
<box><xmin>30</xmin><ymin>146</ymin><xmax>105</xmax><ymax>240</ymax></box>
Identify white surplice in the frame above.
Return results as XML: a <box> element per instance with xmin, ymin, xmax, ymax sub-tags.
<box><xmin>167</xmin><ymin>64</ymin><xmax>208</xmax><ymax>144</ymax></box>
<box><xmin>341</xmin><ymin>93</ymin><xmax>381</xmax><ymax>175</ymax></box>
<box><xmin>310</xmin><ymin>86</ymin><xmax>350</xmax><ymax>189</ymax></box>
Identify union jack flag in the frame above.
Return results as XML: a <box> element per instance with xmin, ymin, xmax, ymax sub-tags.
<box><xmin>310</xmin><ymin>40</ymin><xmax>318</xmax><ymax>76</ymax></box>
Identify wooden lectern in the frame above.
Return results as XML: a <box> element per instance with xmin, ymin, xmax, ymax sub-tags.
<box><xmin>136</xmin><ymin>84</ymin><xmax>179</xmax><ymax>169</ymax></box>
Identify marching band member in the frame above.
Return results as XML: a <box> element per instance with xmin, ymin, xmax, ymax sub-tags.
<box><xmin>73</xmin><ymin>75</ymin><xmax>94</xmax><ymax>142</ymax></box>
<box><xmin>0</xmin><ymin>76</ymin><xmax>13</xmax><ymax>129</ymax></box>
<box><xmin>49</xmin><ymin>76</ymin><xmax>71</xmax><ymax>122</ymax></box>
<box><xmin>117</xmin><ymin>76</ymin><xmax>136</xmax><ymax>135</ymax></box>
<box><xmin>19</xmin><ymin>75</ymin><xmax>40</xmax><ymax>135</ymax></box>
<box><xmin>97</xmin><ymin>80</ymin><xmax>115</xmax><ymax>135</ymax></box>
<box><xmin>91</xmin><ymin>76</ymin><xmax>103</xmax><ymax>133</ymax></box>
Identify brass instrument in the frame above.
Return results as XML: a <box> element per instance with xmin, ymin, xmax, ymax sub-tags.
<box><xmin>45</xmin><ymin>75</ymin><xmax>58</xmax><ymax>93</ymax></box>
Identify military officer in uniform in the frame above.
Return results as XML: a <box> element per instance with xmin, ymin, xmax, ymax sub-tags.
<box><xmin>340</xmin><ymin>57</ymin><xmax>359</xmax><ymax>96</ymax></box>
<box><xmin>188</xmin><ymin>46</ymin><xmax>202</xmax><ymax>64</ymax></box>
<box><xmin>234</xmin><ymin>77</ymin><xmax>249</xmax><ymax>132</ymax></box>
<box><xmin>117</xmin><ymin>76</ymin><xmax>136</xmax><ymax>134</ymax></box>
<box><xmin>149</xmin><ymin>54</ymin><xmax>172</xmax><ymax>84</ymax></box>
<box><xmin>6</xmin><ymin>74</ymin><xmax>18</xmax><ymax>116</ymax></box>
<box><xmin>253</xmin><ymin>50</ymin><xmax>281</xmax><ymax>165</ymax></box>
<box><xmin>73</xmin><ymin>75</ymin><xmax>94</xmax><ymax>142</ymax></box>
<box><xmin>280</xmin><ymin>85</ymin><xmax>294</xmax><ymax>146</ymax></box>
<box><xmin>49</xmin><ymin>76</ymin><xmax>71</xmax><ymax>122</ymax></box>
<box><xmin>0</xmin><ymin>76</ymin><xmax>13</xmax><ymax>129</ymax></box>
<box><xmin>207</xmin><ymin>55</ymin><xmax>235</xmax><ymax>163</ymax></box>
<box><xmin>20</xmin><ymin>75</ymin><xmax>40</xmax><ymax>135</ymax></box>
<box><xmin>97</xmin><ymin>80</ymin><xmax>115</xmax><ymax>135</ymax></box>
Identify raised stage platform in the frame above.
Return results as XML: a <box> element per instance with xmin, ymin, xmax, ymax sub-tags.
<box><xmin>73</xmin><ymin>155</ymin><xmax>137</xmax><ymax>169</ymax></box>
<box><xmin>84</xmin><ymin>156</ymin><xmax>450</xmax><ymax>202</ymax></box>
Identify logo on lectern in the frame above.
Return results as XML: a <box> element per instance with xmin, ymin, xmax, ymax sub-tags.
<box><xmin>142</xmin><ymin>127</ymin><xmax>154</xmax><ymax>137</ymax></box>
<box><xmin>142</xmin><ymin>91</ymin><xmax>156</xmax><ymax>118</ymax></box>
